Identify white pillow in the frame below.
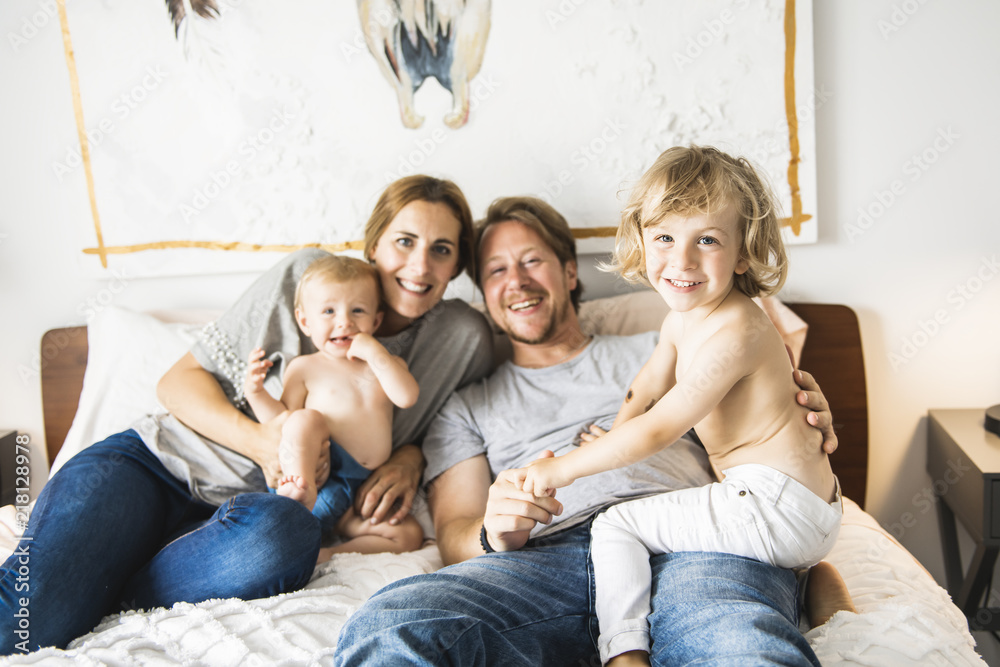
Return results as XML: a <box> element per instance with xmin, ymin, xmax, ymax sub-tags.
<box><xmin>50</xmin><ymin>307</ymin><xmax>208</xmax><ymax>477</ymax></box>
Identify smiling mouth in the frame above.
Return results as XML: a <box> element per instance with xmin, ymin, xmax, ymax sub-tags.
<box><xmin>398</xmin><ymin>278</ymin><xmax>432</xmax><ymax>294</ymax></box>
<box><xmin>508</xmin><ymin>297</ymin><xmax>542</xmax><ymax>312</ymax></box>
<box><xmin>668</xmin><ymin>279</ymin><xmax>701</xmax><ymax>288</ymax></box>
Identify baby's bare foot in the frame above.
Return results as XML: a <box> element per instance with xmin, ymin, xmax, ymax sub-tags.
<box><xmin>807</xmin><ymin>560</ymin><xmax>856</xmax><ymax>627</ymax></box>
<box><xmin>277</xmin><ymin>475</ymin><xmax>317</xmax><ymax>510</ymax></box>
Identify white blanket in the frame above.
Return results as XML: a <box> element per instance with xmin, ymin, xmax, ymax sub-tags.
<box><xmin>0</xmin><ymin>499</ymin><xmax>986</xmax><ymax>666</ymax></box>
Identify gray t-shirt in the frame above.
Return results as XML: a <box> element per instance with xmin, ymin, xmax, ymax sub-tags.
<box><xmin>133</xmin><ymin>248</ymin><xmax>495</xmax><ymax>506</ymax></box>
<box><xmin>422</xmin><ymin>332</ymin><xmax>714</xmax><ymax>537</ymax></box>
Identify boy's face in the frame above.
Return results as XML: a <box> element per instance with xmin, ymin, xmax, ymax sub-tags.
<box><xmin>295</xmin><ymin>276</ymin><xmax>383</xmax><ymax>356</ymax></box>
<box><xmin>642</xmin><ymin>206</ymin><xmax>748</xmax><ymax>314</ymax></box>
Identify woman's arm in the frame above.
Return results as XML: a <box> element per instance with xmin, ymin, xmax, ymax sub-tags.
<box><xmin>158</xmin><ymin>351</ymin><xmax>285</xmax><ymax>484</ymax></box>
<box><xmin>353</xmin><ymin>443</ymin><xmax>425</xmax><ymax>525</ymax></box>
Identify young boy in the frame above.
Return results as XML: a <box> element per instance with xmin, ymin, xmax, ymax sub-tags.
<box><xmin>515</xmin><ymin>146</ymin><xmax>843</xmax><ymax>666</ymax></box>
<box><xmin>245</xmin><ymin>255</ymin><xmax>423</xmax><ymax>554</ymax></box>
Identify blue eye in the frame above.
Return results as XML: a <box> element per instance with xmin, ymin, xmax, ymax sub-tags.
<box><xmin>699</xmin><ymin>236</ymin><xmax>718</xmax><ymax>245</ymax></box>
<box><xmin>396</xmin><ymin>237</ymin><xmax>413</xmax><ymax>248</ymax></box>
<box><xmin>323</xmin><ymin>308</ymin><xmax>334</xmax><ymax>315</ymax></box>
<box><xmin>654</xmin><ymin>234</ymin><xmax>673</xmax><ymax>243</ymax></box>
<box><xmin>432</xmin><ymin>244</ymin><xmax>452</xmax><ymax>256</ymax></box>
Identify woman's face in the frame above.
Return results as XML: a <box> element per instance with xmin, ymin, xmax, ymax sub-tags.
<box><xmin>369</xmin><ymin>199</ymin><xmax>463</xmax><ymax>335</ymax></box>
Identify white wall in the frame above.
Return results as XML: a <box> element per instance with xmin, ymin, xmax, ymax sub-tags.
<box><xmin>2</xmin><ymin>0</ymin><xmax>1000</xmax><ymax>655</ymax></box>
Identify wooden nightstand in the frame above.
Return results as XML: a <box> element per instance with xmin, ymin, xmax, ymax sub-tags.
<box><xmin>928</xmin><ymin>409</ymin><xmax>1000</xmax><ymax>630</ymax></box>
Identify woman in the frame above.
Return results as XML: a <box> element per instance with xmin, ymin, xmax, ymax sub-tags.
<box><xmin>0</xmin><ymin>176</ymin><xmax>494</xmax><ymax>653</ymax></box>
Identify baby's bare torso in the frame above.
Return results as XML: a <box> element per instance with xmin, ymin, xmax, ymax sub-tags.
<box><xmin>296</xmin><ymin>353</ymin><xmax>394</xmax><ymax>469</ymax></box>
<box><xmin>674</xmin><ymin>298</ymin><xmax>836</xmax><ymax>502</ymax></box>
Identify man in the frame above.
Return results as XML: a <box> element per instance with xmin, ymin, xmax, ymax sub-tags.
<box><xmin>335</xmin><ymin>197</ymin><xmax>837</xmax><ymax>665</ymax></box>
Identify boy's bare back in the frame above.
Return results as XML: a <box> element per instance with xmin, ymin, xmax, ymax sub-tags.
<box><xmin>284</xmin><ymin>352</ymin><xmax>394</xmax><ymax>470</ymax></box>
<box><xmin>667</xmin><ymin>291</ymin><xmax>836</xmax><ymax>502</ymax></box>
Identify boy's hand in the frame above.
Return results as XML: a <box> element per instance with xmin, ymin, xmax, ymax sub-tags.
<box><xmin>513</xmin><ymin>456</ymin><xmax>573</xmax><ymax>497</ymax></box>
<box><xmin>245</xmin><ymin>347</ymin><xmax>272</xmax><ymax>397</ymax></box>
<box><xmin>578</xmin><ymin>423</ymin><xmax>607</xmax><ymax>444</ymax></box>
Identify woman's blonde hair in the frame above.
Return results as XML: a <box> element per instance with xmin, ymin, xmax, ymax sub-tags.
<box><xmin>294</xmin><ymin>255</ymin><xmax>382</xmax><ymax>311</ymax></box>
<box><xmin>611</xmin><ymin>145</ymin><xmax>787</xmax><ymax>298</ymax></box>
<box><xmin>363</xmin><ymin>175</ymin><xmax>475</xmax><ymax>280</ymax></box>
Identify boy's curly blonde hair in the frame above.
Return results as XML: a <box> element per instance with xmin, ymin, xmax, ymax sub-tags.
<box><xmin>610</xmin><ymin>145</ymin><xmax>787</xmax><ymax>298</ymax></box>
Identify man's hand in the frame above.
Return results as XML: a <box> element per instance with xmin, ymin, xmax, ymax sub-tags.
<box><xmin>354</xmin><ymin>444</ymin><xmax>423</xmax><ymax>526</ymax></box>
<box><xmin>793</xmin><ymin>368</ymin><xmax>838</xmax><ymax>455</ymax></box>
<box><xmin>483</xmin><ymin>451</ymin><xmax>563</xmax><ymax>553</ymax></box>
<box><xmin>578</xmin><ymin>423</ymin><xmax>607</xmax><ymax>444</ymax></box>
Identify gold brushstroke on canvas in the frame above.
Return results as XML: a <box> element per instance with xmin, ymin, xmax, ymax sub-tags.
<box><xmin>58</xmin><ymin>0</ymin><xmax>109</xmax><ymax>267</ymax></box>
<box><xmin>70</xmin><ymin>2</ymin><xmax>811</xmax><ymax>260</ymax></box>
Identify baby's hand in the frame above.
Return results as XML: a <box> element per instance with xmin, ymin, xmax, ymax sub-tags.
<box><xmin>346</xmin><ymin>333</ymin><xmax>382</xmax><ymax>364</ymax></box>
<box><xmin>244</xmin><ymin>347</ymin><xmax>272</xmax><ymax>397</ymax></box>
<box><xmin>513</xmin><ymin>457</ymin><xmax>573</xmax><ymax>498</ymax></box>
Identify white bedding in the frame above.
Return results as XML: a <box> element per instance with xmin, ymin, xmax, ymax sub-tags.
<box><xmin>2</xmin><ymin>297</ymin><xmax>988</xmax><ymax>664</ymax></box>
<box><xmin>0</xmin><ymin>499</ymin><xmax>985</xmax><ymax>665</ymax></box>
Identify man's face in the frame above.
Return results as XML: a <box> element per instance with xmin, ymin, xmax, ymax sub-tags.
<box><xmin>478</xmin><ymin>220</ymin><xmax>577</xmax><ymax>345</ymax></box>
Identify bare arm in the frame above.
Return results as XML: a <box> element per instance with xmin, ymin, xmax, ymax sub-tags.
<box><xmin>517</xmin><ymin>328</ymin><xmax>750</xmax><ymax>495</ymax></box>
<box><xmin>611</xmin><ymin>315</ymin><xmax>678</xmax><ymax>428</ymax></box>
<box><xmin>158</xmin><ymin>351</ymin><xmax>284</xmax><ymax>483</ymax></box>
<box><xmin>354</xmin><ymin>443</ymin><xmax>425</xmax><ymax>525</ymax></box>
<box><xmin>430</xmin><ymin>453</ymin><xmax>563</xmax><ymax>565</ymax></box>
<box><xmin>348</xmin><ymin>333</ymin><xmax>420</xmax><ymax>408</ymax></box>
<box><xmin>244</xmin><ymin>347</ymin><xmax>290</xmax><ymax>423</ymax></box>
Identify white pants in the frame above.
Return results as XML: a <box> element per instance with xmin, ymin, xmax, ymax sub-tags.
<box><xmin>591</xmin><ymin>463</ymin><xmax>842</xmax><ymax>663</ymax></box>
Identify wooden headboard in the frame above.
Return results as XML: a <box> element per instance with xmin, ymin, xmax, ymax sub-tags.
<box><xmin>39</xmin><ymin>303</ymin><xmax>868</xmax><ymax>508</ymax></box>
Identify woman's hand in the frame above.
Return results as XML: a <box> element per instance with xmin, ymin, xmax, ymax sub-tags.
<box><xmin>354</xmin><ymin>443</ymin><xmax>424</xmax><ymax>526</ymax></box>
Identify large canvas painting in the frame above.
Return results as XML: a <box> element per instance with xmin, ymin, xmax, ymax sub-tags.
<box><xmin>54</xmin><ymin>0</ymin><xmax>817</xmax><ymax>277</ymax></box>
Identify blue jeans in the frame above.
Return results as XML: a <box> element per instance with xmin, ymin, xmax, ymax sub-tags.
<box><xmin>271</xmin><ymin>441</ymin><xmax>371</xmax><ymax>537</ymax></box>
<box><xmin>0</xmin><ymin>430</ymin><xmax>321</xmax><ymax>653</ymax></box>
<box><xmin>334</xmin><ymin>522</ymin><xmax>819</xmax><ymax>666</ymax></box>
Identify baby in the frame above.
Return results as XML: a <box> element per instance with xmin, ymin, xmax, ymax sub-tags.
<box><xmin>515</xmin><ymin>145</ymin><xmax>843</xmax><ymax>666</ymax></box>
<box><xmin>245</xmin><ymin>255</ymin><xmax>422</xmax><ymax>553</ymax></box>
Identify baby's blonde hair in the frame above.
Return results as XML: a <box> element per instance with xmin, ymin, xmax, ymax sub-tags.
<box><xmin>294</xmin><ymin>255</ymin><xmax>383</xmax><ymax>311</ymax></box>
<box><xmin>610</xmin><ymin>145</ymin><xmax>787</xmax><ymax>298</ymax></box>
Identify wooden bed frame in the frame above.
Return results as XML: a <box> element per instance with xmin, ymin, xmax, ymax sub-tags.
<box><xmin>38</xmin><ymin>303</ymin><xmax>869</xmax><ymax>508</ymax></box>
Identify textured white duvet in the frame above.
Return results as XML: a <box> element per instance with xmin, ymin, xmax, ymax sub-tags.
<box><xmin>0</xmin><ymin>499</ymin><xmax>986</xmax><ymax>666</ymax></box>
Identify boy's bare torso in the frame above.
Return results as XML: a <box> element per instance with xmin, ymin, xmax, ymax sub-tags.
<box><xmin>669</xmin><ymin>294</ymin><xmax>837</xmax><ymax>503</ymax></box>
<box><xmin>289</xmin><ymin>352</ymin><xmax>394</xmax><ymax>470</ymax></box>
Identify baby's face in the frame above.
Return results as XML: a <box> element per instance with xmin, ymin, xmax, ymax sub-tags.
<box><xmin>296</xmin><ymin>277</ymin><xmax>383</xmax><ymax>354</ymax></box>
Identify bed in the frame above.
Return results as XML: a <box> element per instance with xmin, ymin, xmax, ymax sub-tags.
<box><xmin>0</xmin><ymin>292</ymin><xmax>987</xmax><ymax>665</ymax></box>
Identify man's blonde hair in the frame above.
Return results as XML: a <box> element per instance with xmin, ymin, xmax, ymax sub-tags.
<box><xmin>610</xmin><ymin>145</ymin><xmax>787</xmax><ymax>298</ymax></box>
<box><xmin>294</xmin><ymin>255</ymin><xmax>383</xmax><ymax>311</ymax></box>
